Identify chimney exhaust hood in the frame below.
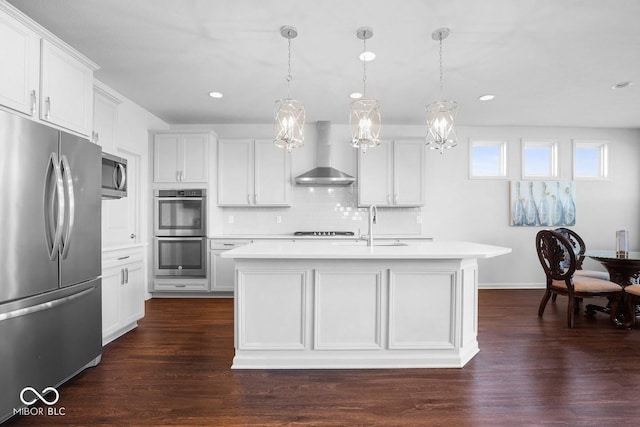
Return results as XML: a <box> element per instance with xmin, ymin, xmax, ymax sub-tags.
<box><xmin>295</xmin><ymin>121</ymin><xmax>355</xmax><ymax>186</ymax></box>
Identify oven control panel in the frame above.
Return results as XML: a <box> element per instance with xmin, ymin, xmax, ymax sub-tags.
<box><xmin>155</xmin><ymin>189</ymin><xmax>206</xmax><ymax>197</ymax></box>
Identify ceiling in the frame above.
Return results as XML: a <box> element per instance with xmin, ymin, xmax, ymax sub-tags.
<box><xmin>7</xmin><ymin>0</ymin><xmax>640</xmax><ymax>128</ymax></box>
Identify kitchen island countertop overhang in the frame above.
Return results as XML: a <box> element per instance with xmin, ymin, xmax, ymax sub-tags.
<box><xmin>221</xmin><ymin>240</ymin><xmax>512</xmax><ymax>260</ymax></box>
<box><xmin>222</xmin><ymin>240</ymin><xmax>512</xmax><ymax>369</ymax></box>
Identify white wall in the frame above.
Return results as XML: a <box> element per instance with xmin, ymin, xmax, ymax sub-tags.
<box><xmin>209</xmin><ymin>123</ymin><xmax>640</xmax><ymax>287</ymax></box>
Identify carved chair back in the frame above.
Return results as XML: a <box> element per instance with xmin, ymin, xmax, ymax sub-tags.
<box><xmin>554</xmin><ymin>227</ymin><xmax>586</xmax><ymax>269</ymax></box>
<box><xmin>536</xmin><ymin>230</ymin><xmax>577</xmax><ymax>285</ymax></box>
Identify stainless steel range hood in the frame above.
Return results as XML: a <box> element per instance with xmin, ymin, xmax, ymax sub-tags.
<box><xmin>295</xmin><ymin>121</ymin><xmax>355</xmax><ymax>186</ymax></box>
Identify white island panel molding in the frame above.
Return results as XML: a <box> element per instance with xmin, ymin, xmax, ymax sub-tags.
<box><xmin>224</xmin><ymin>241</ymin><xmax>511</xmax><ymax>369</ymax></box>
<box><xmin>315</xmin><ymin>270</ymin><xmax>382</xmax><ymax>350</ymax></box>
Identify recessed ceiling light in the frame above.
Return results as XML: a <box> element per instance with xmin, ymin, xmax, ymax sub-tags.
<box><xmin>208</xmin><ymin>91</ymin><xmax>223</xmax><ymax>98</ymax></box>
<box><xmin>350</xmin><ymin>92</ymin><xmax>363</xmax><ymax>99</ymax></box>
<box><xmin>478</xmin><ymin>94</ymin><xmax>495</xmax><ymax>101</ymax></box>
<box><xmin>612</xmin><ymin>81</ymin><xmax>632</xmax><ymax>89</ymax></box>
<box><xmin>359</xmin><ymin>51</ymin><xmax>376</xmax><ymax>61</ymax></box>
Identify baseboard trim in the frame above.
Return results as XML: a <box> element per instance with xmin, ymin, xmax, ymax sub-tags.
<box><xmin>479</xmin><ymin>282</ymin><xmax>545</xmax><ymax>290</ymax></box>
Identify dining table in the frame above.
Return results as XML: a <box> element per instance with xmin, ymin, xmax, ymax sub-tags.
<box><xmin>585</xmin><ymin>250</ymin><xmax>640</xmax><ymax>325</ymax></box>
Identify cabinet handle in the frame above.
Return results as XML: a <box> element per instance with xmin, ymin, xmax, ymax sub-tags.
<box><xmin>125</xmin><ymin>268</ymin><xmax>129</xmax><ymax>284</ymax></box>
<box><xmin>30</xmin><ymin>90</ymin><xmax>36</xmax><ymax>115</ymax></box>
<box><xmin>120</xmin><ymin>268</ymin><xmax>125</xmax><ymax>285</ymax></box>
<box><xmin>387</xmin><ymin>195</ymin><xmax>391</xmax><ymax>205</ymax></box>
<box><xmin>179</xmin><ymin>171</ymin><xmax>183</xmax><ymax>182</ymax></box>
<box><xmin>117</xmin><ymin>256</ymin><xmax>130</xmax><ymax>260</ymax></box>
<box><xmin>44</xmin><ymin>97</ymin><xmax>51</xmax><ymax>119</ymax></box>
<box><xmin>130</xmin><ymin>233</ymin><xmax>136</xmax><ymax>240</ymax></box>
<box><xmin>175</xmin><ymin>284</ymin><xmax>186</xmax><ymax>288</ymax></box>
<box><xmin>247</xmin><ymin>194</ymin><xmax>251</xmax><ymax>204</ymax></box>
<box><xmin>254</xmin><ymin>194</ymin><xmax>258</xmax><ymax>204</ymax></box>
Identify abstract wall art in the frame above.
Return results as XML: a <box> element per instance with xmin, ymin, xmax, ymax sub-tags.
<box><xmin>510</xmin><ymin>180</ymin><xmax>576</xmax><ymax>226</ymax></box>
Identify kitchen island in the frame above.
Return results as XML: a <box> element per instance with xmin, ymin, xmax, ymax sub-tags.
<box><xmin>222</xmin><ymin>240</ymin><xmax>511</xmax><ymax>369</ymax></box>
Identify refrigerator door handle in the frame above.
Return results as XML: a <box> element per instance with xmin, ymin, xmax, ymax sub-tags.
<box><xmin>60</xmin><ymin>155</ymin><xmax>75</xmax><ymax>259</ymax></box>
<box><xmin>44</xmin><ymin>152</ymin><xmax>65</xmax><ymax>261</ymax></box>
<box><xmin>0</xmin><ymin>286</ymin><xmax>95</xmax><ymax>323</ymax></box>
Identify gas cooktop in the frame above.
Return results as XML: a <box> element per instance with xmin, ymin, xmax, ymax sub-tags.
<box><xmin>293</xmin><ymin>231</ymin><xmax>355</xmax><ymax>237</ymax></box>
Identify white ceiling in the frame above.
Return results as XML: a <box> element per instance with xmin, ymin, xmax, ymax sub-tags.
<box><xmin>7</xmin><ymin>0</ymin><xmax>640</xmax><ymax>128</ymax></box>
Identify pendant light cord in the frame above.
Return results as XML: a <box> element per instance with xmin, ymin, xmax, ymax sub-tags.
<box><xmin>438</xmin><ymin>34</ymin><xmax>443</xmax><ymax>99</ymax></box>
<box><xmin>362</xmin><ymin>36</ymin><xmax>367</xmax><ymax>97</ymax></box>
<box><xmin>286</xmin><ymin>35</ymin><xmax>293</xmax><ymax>99</ymax></box>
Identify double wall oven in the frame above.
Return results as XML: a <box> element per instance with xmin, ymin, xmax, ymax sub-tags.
<box><xmin>154</xmin><ymin>189</ymin><xmax>207</xmax><ymax>277</ymax></box>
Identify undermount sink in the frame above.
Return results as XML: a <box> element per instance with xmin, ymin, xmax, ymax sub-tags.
<box><xmin>331</xmin><ymin>241</ymin><xmax>408</xmax><ymax>247</ymax></box>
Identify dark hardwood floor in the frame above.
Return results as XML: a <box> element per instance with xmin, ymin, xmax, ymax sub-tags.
<box><xmin>7</xmin><ymin>290</ymin><xmax>640</xmax><ymax>426</ymax></box>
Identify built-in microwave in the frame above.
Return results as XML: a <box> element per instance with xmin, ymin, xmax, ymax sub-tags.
<box><xmin>101</xmin><ymin>152</ymin><xmax>127</xmax><ymax>199</ymax></box>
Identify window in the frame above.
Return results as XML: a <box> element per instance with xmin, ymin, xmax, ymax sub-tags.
<box><xmin>469</xmin><ymin>139</ymin><xmax>507</xmax><ymax>179</ymax></box>
<box><xmin>573</xmin><ymin>140</ymin><xmax>608</xmax><ymax>180</ymax></box>
<box><xmin>522</xmin><ymin>139</ymin><xmax>558</xmax><ymax>179</ymax></box>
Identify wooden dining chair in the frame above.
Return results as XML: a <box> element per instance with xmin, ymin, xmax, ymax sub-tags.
<box><xmin>554</xmin><ymin>228</ymin><xmax>610</xmax><ymax>280</ymax></box>
<box><xmin>536</xmin><ymin>230</ymin><xmax>622</xmax><ymax>328</ymax></box>
<box><xmin>623</xmin><ymin>284</ymin><xmax>640</xmax><ymax>328</ymax></box>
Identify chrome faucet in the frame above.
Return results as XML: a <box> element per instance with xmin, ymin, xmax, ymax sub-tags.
<box><xmin>367</xmin><ymin>204</ymin><xmax>377</xmax><ymax>247</ymax></box>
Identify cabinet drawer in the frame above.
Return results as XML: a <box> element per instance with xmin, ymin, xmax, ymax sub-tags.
<box><xmin>153</xmin><ymin>280</ymin><xmax>209</xmax><ymax>292</ymax></box>
<box><xmin>210</xmin><ymin>239</ymin><xmax>251</xmax><ymax>250</ymax></box>
<box><xmin>102</xmin><ymin>246</ymin><xmax>144</xmax><ymax>269</ymax></box>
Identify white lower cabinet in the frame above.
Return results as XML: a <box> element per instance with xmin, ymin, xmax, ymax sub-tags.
<box><xmin>209</xmin><ymin>239</ymin><xmax>252</xmax><ymax>293</ymax></box>
<box><xmin>102</xmin><ymin>246</ymin><xmax>146</xmax><ymax>346</ymax></box>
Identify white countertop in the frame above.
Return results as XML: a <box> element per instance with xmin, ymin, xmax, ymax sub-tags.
<box><xmin>221</xmin><ymin>240</ymin><xmax>511</xmax><ymax>260</ymax></box>
<box><xmin>208</xmin><ymin>234</ymin><xmax>433</xmax><ymax>240</ymax></box>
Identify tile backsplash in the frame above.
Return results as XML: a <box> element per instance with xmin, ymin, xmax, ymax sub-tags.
<box><xmin>219</xmin><ymin>186</ymin><xmax>423</xmax><ymax>236</ymax></box>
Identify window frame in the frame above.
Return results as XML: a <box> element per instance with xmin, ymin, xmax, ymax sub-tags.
<box><xmin>468</xmin><ymin>139</ymin><xmax>508</xmax><ymax>179</ymax></box>
<box><xmin>521</xmin><ymin>139</ymin><xmax>559</xmax><ymax>179</ymax></box>
<box><xmin>572</xmin><ymin>139</ymin><xmax>609</xmax><ymax>180</ymax></box>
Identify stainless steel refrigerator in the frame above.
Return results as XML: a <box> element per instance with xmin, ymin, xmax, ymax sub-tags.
<box><xmin>0</xmin><ymin>109</ymin><xmax>102</xmax><ymax>422</ymax></box>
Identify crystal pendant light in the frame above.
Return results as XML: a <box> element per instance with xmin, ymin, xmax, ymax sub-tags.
<box><xmin>274</xmin><ymin>26</ymin><xmax>305</xmax><ymax>152</ymax></box>
<box><xmin>426</xmin><ymin>27</ymin><xmax>457</xmax><ymax>154</ymax></box>
<box><xmin>350</xmin><ymin>27</ymin><xmax>381</xmax><ymax>152</ymax></box>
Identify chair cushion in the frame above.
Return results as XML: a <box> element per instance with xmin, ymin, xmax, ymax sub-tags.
<box><xmin>552</xmin><ymin>276</ymin><xmax>622</xmax><ymax>293</ymax></box>
<box><xmin>624</xmin><ymin>284</ymin><xmax>640</xmax><ymax>296</ymax></box>
<box><xmin>575</xmin><ymin>269</ymin><xmax>610</xmax><ymax>281</ymax></box>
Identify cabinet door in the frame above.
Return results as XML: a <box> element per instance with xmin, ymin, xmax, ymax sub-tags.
<box><xmin>93</xmin><ymin>87</ymin><xmax>120</xmax><ymax>153</ymax></box>
<box><xmin>211</xmin><ymin>251</ymin><xmax>236</xmax><ymax>292</ymax></box>
<box><xmin>121</xmin><ymin>261</ymin><xmax>145</xmax><ymax>326</ymax></box>
<box><xmin>358</xmin><ymin>140</ymin><xmax>393</xmax><ymax>206</ymax></box>
<box><xmin>218</xmin><ymin>139</ymin><xmax>252</xmax><ymax>205</ymax></box>
<box><xmin>101</xmin><ymin>267</ymin><xmax>122</xmax><ymax>344</ymax></box>
<box><xmin>40</xmin><ymin>40</ymin><xmax>93</xmax><ymax>136</ymax></box>
<box><xmin>0</xmin><ymin>10</ymin><xmax>39</xmax><ymax>116</ymax></box>
<box><xmin>103</xmin><ymin>152</ymin><xmax>139</xmax><ymax>246</ymax></box>
<box><xmin>393</xmin><ymin>140</ymin><xmax>425</xmax><ymax>206</ymax></box>
<box><xmin>254</xmin><ymin>139</ymin><xmax>290</xmax><ymax>205</ymax></box>
<box><xmin>181</xmin><ymin>134</ymin><xmax>209</xmax><ymax>182</ymax></box>
<box><xmin>154</xmin><ymin>134</ymin><xmax>181</xmax><ymax>182</ymax></box>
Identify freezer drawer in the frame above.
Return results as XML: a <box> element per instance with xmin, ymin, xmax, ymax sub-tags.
<box><xmin>0</xmin><ymin>279</ymin><xmax>102</xmax><ymax>423</ymax></box>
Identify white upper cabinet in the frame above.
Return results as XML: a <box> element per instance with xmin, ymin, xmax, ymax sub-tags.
<box><xmin>0</xmin><ymin>8</ymin><xmax>40</xmax><ymax>116</ymax></box>
<box><xmin>40</xmin><ymin>40</ymin><xmax>94</xmax><ymax>136</ymax></box>
<box><xmin>358</xmin><ymin>139</ymin><xmax>425</xmax><ymax>207</ymax></box>
<box><xmin>153</xmin><ymin>133</ymin><xmax>210</xmax><ymax>183</ymax></box>
<box><xmin>92</xmin><ymin>86</ymin><xmax>121</xmax><ymax>153</ymax></box>
<box><xmin>218</xmin><ymin>139</ymin><xmax>290</xmax><ymax>206</ymax></box>
<box><xmin>0</xmin><ymin>4</ymin><xmax>97</xmax><ymax>137</ymax></box>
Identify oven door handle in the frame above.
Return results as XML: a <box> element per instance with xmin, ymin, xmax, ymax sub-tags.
<box><xmin>157</xmin><ymin>237</ymin><xmax>205</xmax><ymax>240</ymax></box>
